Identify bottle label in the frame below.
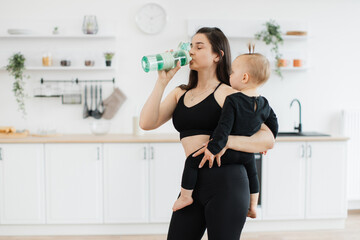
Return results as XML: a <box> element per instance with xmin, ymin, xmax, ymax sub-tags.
<box><xmin>160</xmin><ymin>52</ymin><xmax>175</xmax><ymax>70</ymax></box>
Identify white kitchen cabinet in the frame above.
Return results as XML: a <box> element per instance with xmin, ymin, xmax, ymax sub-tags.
<box><xmin>149</xmin><ymin>143</ymin><xmax>185</xmax><ymax>223</ymax></box>
<box><xmin>305</xmin><ymin>141</ymin><xmax>347</xmax><ymax>219</ymax></box>
<box><xmin>262</xmin><ymin>142</ymin><xmax>306</xmax><ymax>220</ymax></box>
<box><xmin>263</xmin><ymin>140</ymin><xmax>347</xmax><ymax>220</ymax></box>
<box><xmin>0</xmin><ymin>144</ymin><xmax>45</xmax><ymax>224</ymax></box>
<box><xmin>44</xmin><ymin>143</ymin><xmax>103</xmax><ymax>224</ymax></box>
<box><xmin>103</xmin><ymin>142</ymin><xmax>185</xmax><ymax>224</ymax></box>
<box><xmin>103</xmin><ymin>143</ymin><xmax>149</xmax><ymax>223</ymax></box>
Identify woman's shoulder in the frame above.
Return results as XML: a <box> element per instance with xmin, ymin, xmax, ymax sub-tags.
<box><xmin>214</xmin><ymin>83</ymin><xmax>239</xmax><ymax>108</ymax></box>
<box><xmin>217</xmin><ymin>83</ymin><xmax>239</xmax><ymax>96</ymax></box>
<box><xmin>174</xmin><ymin>86</ymin><xmax>187</xmax><ymax>102</ymax></box>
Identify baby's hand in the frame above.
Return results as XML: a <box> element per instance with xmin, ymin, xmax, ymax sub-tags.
<box><xmin>199</xmin><ymin>148</ymin><xmax>215</xmax><ymax>168</ymax></box>
<box><xmin>204</xmin><ymin>148</ymin><xmax>215</xmax><ymax>161</ymax></box>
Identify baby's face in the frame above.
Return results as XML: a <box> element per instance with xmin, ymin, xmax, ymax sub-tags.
<box><xmin>230</xmin><ymin>56</ymin><xmax>247</xmax><ymax>91</ymax></box>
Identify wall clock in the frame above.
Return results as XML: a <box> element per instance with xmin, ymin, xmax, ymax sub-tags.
<box><xmin>136</xmin><ymin>3</ymin><xmax>167</xmax><ymax>35</ymax></box>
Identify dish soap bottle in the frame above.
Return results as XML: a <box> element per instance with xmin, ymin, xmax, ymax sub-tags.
<box><xmin>141</xmin><ymin>42</ymin><xmax>192</xmax><ymax>72</ymax></box>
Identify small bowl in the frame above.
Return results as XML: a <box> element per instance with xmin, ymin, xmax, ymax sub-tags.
<box><xmin>90</xmin><ymin>120</ymin><xmax>110</xmax><ymax>135</ymax></box>
<box><xmin>85</xmin><ymin>60</ymin><xmax>95</xmax><ymax>66</ymax></box>
<box><xmin>60</xmin><ymin>60</ymin><xmax>71</xmax><ymax>67</ymax></box>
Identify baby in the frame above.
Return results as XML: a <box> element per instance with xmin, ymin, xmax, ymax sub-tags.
<box><xmin>173</xmin><ymin>52</ymin><xmax>278</xmax><ymax>218</ymax></box>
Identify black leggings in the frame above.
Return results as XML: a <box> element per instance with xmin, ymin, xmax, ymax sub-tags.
<box><xmin>181</xmin><ymin>147</ymin><xmax>259</xmax><ymax>194</ymax></box>
<box><xmin>167</xmin><ymin>150</ymin><xmax>250</xmax><ymax>240</ymax></box>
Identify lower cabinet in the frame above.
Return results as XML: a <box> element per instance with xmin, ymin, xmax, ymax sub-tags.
<box><xmin>262</xmin><ymin>140</ymin><xmax>347</xmax><ymax>220</ymax></box>
<box><xmin>45</xmin><ymin>143</ymin><xmax>103</xmax><ymax>224</ymax></box>
<box><xmin>103</xmin><ymin>143</ymin><xmax>149</xmax><ymax>223</ymax></box>
<box><xmin>103</xmin><ymin>142</ymin><xmax>185</xmax><ymax>223</ymax></box>
<box><xmin>305</xmin><ymin>141</ymin><xmax>347</xmax><ymax>219</ymax></box>
<box><xmin>0</xmin><ymin>140</ymin><xmax>347</xmax><ymax>226</ymax></box>
<box><xmin>149</xmin><ymin>143</ymin><xmax>185</xmax><ymax>222</ymax></box>
<box><xmin>0</xmin><ymin>144</ymin><xmax>45</xmax><ymax>224</ymax></box>
<box><xmin>262</xmin><ymin>142</ymin><xmax>305</xmax><ymax>220</ymax></box>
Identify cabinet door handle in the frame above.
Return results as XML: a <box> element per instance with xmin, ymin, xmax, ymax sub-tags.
<box><xmin>300</xmin><ymin>144</ymin><xmax>305</xmax><ymax>158</ymax></box>
<box><xmin>143</xmin><ymin>146</ymin><xmax>147</xmax><ymax>160</ymax></box>
<box><xmin>307</xmin><ymin>145</ymin><xmax>312</xmax><ymax>158</ymax></box>
<box><xmin>150</xmin><ymin>146</ymin><xmax>154</xmax><ymax>160</ymax></box>
<box><xmin>97</xmin><ymin>147</ymin><xmax>100</xmax><ymax>161</ymax></box>
<box><xmin>0</xmin><ymin>147</ymin><xmax>2</xmax><ymax>161</ymax></box>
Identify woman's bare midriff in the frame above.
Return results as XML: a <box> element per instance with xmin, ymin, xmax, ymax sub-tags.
<box><xmin>181</xmin><ymin>134</ymin><xmax>211</xmax><ymax>157</ymax></box>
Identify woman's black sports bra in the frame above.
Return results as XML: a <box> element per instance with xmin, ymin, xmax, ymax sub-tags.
<box><xmin>172</xmin><ymin>82</ymin><xmax>223</xmax><ymax>140</ymax></box>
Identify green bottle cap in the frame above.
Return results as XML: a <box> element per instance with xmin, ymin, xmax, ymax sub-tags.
<box><xmin>178</xmin><ymin>41</ymin><xmax>191</xmax><ymax>51</ymax></box>
<box><xmin>177</xmin><ymin>42</ymin><xmax>192</xmax><ymax>63</ymax></box>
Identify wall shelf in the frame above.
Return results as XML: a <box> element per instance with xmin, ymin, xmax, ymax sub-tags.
<box><xmin>229</xmin><ymin>35</ymin><xmax>308</xmax><ymax>40</ymax></box>
<box><xmin>27</xmin><ymin>67</ymin><xmax>115</xmax><ymax>71</ymax></box>
<box><xmin>0</xmin><ymin>66</ymin><xmax>115</xmax><ymax>71</ymax></box>
<box><xmin>0</xmin><ymin>34</ymin><xmax>116</xmax><ymax>39</ymax></box>
<box><xmin>276</xmin><ymin>67</ymin><xmax>308</xmax><ymax>71</ymax></box>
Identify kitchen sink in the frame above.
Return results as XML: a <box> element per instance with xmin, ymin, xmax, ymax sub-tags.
<box><xmin>277</xmin><ymin>131</ymin><xmax>330</xmax><ymax>137</ymax></box>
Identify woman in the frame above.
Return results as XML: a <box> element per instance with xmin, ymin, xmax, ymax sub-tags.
<box><xmin>140</xmin><ymin>27</ymin><xmax>274</xmax><ymax>240</ymax></box>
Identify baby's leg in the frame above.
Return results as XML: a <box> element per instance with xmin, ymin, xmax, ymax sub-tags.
<box><xmin>173</xmin><ymin>148</ymin><xmax>204</xmax><ymax>212</ymax></box>
<box><xmin>243</xmin><ymin>158</ymin><xmax>259</xmax><ymax>218</ymax></box>
<box><xmin>172</xmin><ymin>188</ymin><xmax>194</xmax><ymax>212</ymax></box>
<box><xmin>248</xmin><ymin>193</ymin><xmax>259</xmax><ymax>218</ymax></box>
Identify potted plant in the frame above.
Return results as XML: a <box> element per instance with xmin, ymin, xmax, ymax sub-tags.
<box><xmin>52</xmin><ymin>26</ymin><xmax>59</xmax><ymax>35</ymax></box>
<box><xmin>104</xmin><ymin>52</ymin><xmax>115</xmax><ymax>67</ymax></box>
<box><xmin>255</xmin><ymin>20</ymin><xmax>284</xmax><ymax>78</ymax></box>
<box><xmin>6</xmin><ymin>52</ymin><xmax>29</xmax><ymax>118</ymax></box>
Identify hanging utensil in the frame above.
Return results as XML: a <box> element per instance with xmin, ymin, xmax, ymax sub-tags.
<box><xmin>92</xmin><ymin>85</ymin><xmax>102</xmax><ymax>119</ymax></box>
<box><xmin>88</xmin><ymin>85</ymin><xmax>94</xmax><ymax>117</ymax></box>
<box><xmin>98</xmin><ymin>85</ymin><xmax>105</xmax><ymax>115</ymax></box>
<box><xmin>63</xmin><ymin>82</ymin><xmax>81</xmax><ymax>105</ymax></box>
<box><xmin>82</xmin><ymin>85</ymin><xmax>89</xmax><ymax>118</ymax></box>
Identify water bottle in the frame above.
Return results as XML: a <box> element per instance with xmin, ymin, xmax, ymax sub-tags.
<box><xmin>141</xmin><ymin>42</ymin><xmax>192</xmax><ymax>72</ymax></box>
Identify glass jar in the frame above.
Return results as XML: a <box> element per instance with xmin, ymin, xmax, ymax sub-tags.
<box><xmin>82</xmin><ymin>15</ymin><xmax>98</xmax><ymax>34</ymax></box>
<box><xmin>42</xmin><ymin>52</ymin><xmax>53</xmax><ymax>67</ymax></box>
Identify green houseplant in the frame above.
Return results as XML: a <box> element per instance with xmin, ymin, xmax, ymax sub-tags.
<box><xmin>6</xmin><ymin>52</ymin><xmax>29</xmax><ymax>118</ymax></box>
<box><xmin>255</xmin><ymin>20</ymin><xmax>284</xmax><ymax>78</ymax></box>
<box><xmin>104</xmin><ymin>52</ymin><xmax>115</xmax><ymax>67</ymax></box>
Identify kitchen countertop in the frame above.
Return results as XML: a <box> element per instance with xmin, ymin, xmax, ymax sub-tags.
<box><xmin>0</xmin><ymin>134</ymin><xmax>349</xmax><ymax>143</ymax></box>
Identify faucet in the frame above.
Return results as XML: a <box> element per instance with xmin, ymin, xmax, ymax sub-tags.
<box><xmin>290</xmin><ymin>99</ymin><xmax>302</xmax><ymax>133</ymax></box>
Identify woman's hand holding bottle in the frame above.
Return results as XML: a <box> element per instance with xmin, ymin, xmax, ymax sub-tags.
<box><xmin>157</xmin><ymin>55</ymin><xmax>181</xmax><ymax>86</ymax></box>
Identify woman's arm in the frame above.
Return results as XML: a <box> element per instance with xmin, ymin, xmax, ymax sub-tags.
<box><xmin>196</xmin><ymin>123</ymin><xmax>274</xmax><ymax>168</ymax></box>
<box><xmin>227</xmin><ymin>123</ymin><xmax>275</xmax><ymax>153</ymax></box>
<box><xmin>139</xmin><ymin>62</ymin><xmax>181</xmax><ymax>130</ymax></box>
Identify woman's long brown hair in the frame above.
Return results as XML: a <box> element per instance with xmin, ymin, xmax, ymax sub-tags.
<box><xmin>179</xmin><ymin>27</ymin><xmax>232</xmax><ymax>90</ymax></box>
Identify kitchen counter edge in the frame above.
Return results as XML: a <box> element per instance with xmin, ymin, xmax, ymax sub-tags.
<box><xmin>0</xmin><ymin>134</ymin><xmax>349</xmax><ymax>143</ymax></box>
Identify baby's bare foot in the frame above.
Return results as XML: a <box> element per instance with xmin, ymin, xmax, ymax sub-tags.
<box><xmin>172</xmin><ymin>196</ymin><xmax>193</xmax><ymax>212</ymax></box>
<box><xmin>247</xmin><ymin>208</ymin><xmax>257</xmax><ymax>218</ymax></box>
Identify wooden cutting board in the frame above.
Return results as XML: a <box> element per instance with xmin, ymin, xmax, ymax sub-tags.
<box><xmin>0</xmin><ymin>130</ymin><xmax>29</xmax><ymax>138</ymax></box>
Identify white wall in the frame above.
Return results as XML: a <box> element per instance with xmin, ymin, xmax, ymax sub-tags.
<box><xmin>0</xmin><ymin>0</ymin><xmax>359</xmax><ymax>136</ymax></box>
